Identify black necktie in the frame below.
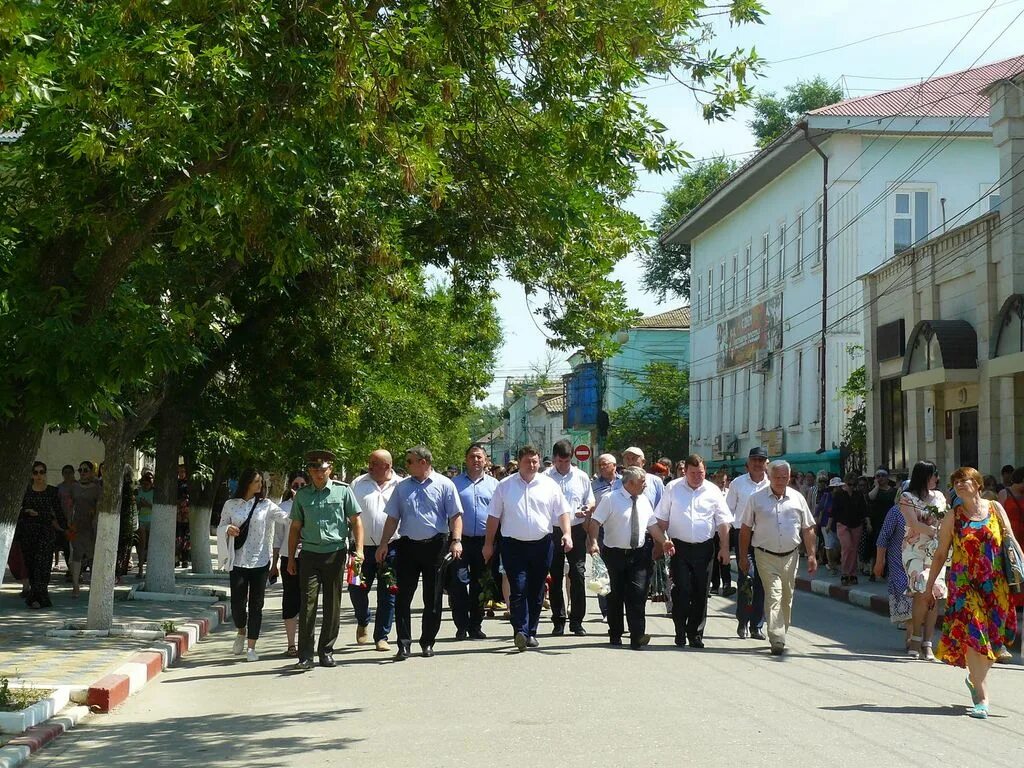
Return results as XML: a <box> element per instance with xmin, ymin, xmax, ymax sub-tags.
<box><xmin>630</xmin><ymin>495</ymin><xmax>640</xmax><ymax>549</ymax></box>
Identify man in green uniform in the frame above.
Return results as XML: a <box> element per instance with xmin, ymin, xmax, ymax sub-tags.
<box><xmin>287</xmin><ymin>450</ymin><xmax>363</xmax><ymax>670</ymax></box>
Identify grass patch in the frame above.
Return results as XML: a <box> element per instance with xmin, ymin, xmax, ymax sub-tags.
<box><xmin>161</xmin><ymin>620</ymin><xmax>177</xmax><ymax>634</ymax></box>
<box><xmin>0</xmin><ymin>677</ymin><xmax>49</xmax><ymax>712</ymax></box>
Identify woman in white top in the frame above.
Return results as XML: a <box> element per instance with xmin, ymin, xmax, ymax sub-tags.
<box><xmin>270</xmin><ymin>470</ymin><xmax>308</xmax><ymax>657</ymax></box>
<box><xmin>900</xmin><ymin>460</ymin><xmax>948</xmax><ymax>661</ymax></box>
<box><xmin>218</xmin><ymin>468</ymin><xmax>290</xmax><ymax>662</ymax></box>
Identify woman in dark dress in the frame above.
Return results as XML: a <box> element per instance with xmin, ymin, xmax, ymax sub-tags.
<box><xmin>116</xmin><ymin>466</ymin><xmax>139</xmax><ymax>582</ymax></box>
<box><xmin>20</xmin><ymin>461</ymin><xmax>62</xmax><ymax>608</ymax></box>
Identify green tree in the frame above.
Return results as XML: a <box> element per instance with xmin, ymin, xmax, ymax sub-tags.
<box><xmin>641</xmin><ymin>157</ymin><xmax>738</xmax><ymax>302</ymax></box>
<box><xmin>606</xmin><ymin>362</ymin><xmax>689</xmax><ymax>461</ymax></box>
<box><xmin>836</xmin><ymin>346</ymin><xmax>867</xmax><ymax>476</ymax></box>
<box><xmin>0</xmin><ymin>0</ymin><xmax>766</xmax><ymax>584</ymax></box>
<box><xmin>748</xmin><ymin>76</ymin><xmax>844</xmax><ymax>148</ymax></box>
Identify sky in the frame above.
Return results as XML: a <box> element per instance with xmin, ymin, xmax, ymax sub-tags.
<box><xmin>482</xmin><ymin>0</ymin><xmax>1024</xmax><ymax>404</ymax></box>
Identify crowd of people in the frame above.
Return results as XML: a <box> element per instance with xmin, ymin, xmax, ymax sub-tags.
<box><xmin>11</xmin><ymin>440</ymin><xmax>1022</xmax><ymax>720</ymax></box>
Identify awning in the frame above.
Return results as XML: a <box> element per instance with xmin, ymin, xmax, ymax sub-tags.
<box><xmin>900</xmin><ymin>319</ymin><xmax>978</xmax><ymax>390</ymax></box>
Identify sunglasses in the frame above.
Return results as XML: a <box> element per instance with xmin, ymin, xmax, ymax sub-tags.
<box><xmin>78</xmin><ymin>467</ymin><xmax>92</xmax><ymax>473</ymax></box>
<box><xmin>32</xmin><ymin>469</ymin><xmax>46</xmax><ymax>475</ymax></box>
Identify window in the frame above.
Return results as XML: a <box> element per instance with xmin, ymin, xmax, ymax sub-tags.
<box><xmin>757</xmin><ymin>371</ymin><xmax>765</xmax><ymax>431</ymax></box>
<box><xmin>761</xmin><ymin>233</ymin><xmax>769</xmax><ymax>290</ymax></box>
<box><xmin>695</xmin><ymin>274</ymin><xmax>702</xmax><ymax>322</ymax></box>
<box><xmin>719</xmin><ymin>262</ymin><xmax>726</xmax><ymax>313</ymax></box>
<box><xmin>738</xmin><ymin>367</ymin><xmax>749</xmax><ymax>434</ymax></box>
<box><xmin>692</xmin><ymin>381</ymin><xmax>701</xmax><ymax>439</ymax></box>
<box><xmin>724</xmin><ymin>374</ymin><xmax>733</xmax><ymax>434</ymax></box>
<box><xmin>731</xmin><ymin>253</ymin><xmax>739</xmax><ymax>307</ymax></box>
<box><xmin>795</xmin><ymin>212</ymin><xmax>804</xmax><ymax>273</ymax></box>
<box><xmin>777</xmin><ymin>223</ymin><xmax>786</xmax><ymax>282</ymax></box>
<box><xmin>742</xmin><ymin>244</ymin><xmax>751</xmax><ymax>298</ymax></box>
<box><xmin>707</xmin><ymin>268</ymin><xmax>714</xmax><ymax>318</ymax></box>
<box><xmin>774</xmin><ymin>350</ymin><xmax>784</xmax><ymax>428</ymax></box>
<box><xmin>702</xmin><ymin>380</ymin><xmax>712</xmax><ymax>439</ymax></box>
<box><xmin>892</xmin><ymin>190</ymin><xmax>930</xmax><ymax>254</ymax></box>
<box><xmin>812</xmin><ymin>343</ymin><xmax>822</xmax><ymax>423</ymax></box>
<box><xmin>790</xmin><ymin>349</ymin><xmax>802</xmax><ymax>426</ymax></box>
<box><xmin>879</xmin><ymin>377</ymin><xmax>907</xmax><ymax>471</ymax></box>
<box><xmin>813</xmin><ymin>200</ymin><xmax>823</xmax><ymax>264</ymax></box>
<box><xmin>715</xmin><ymin>377</ymin><xmax>725</xmax><ymax>437</ymax></box>
<box><xmin>988</xmin><ymin>194</ymin><xmax>1002</xmax><ymax>213</ymax></box>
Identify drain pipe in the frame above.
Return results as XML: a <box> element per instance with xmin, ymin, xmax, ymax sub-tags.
<box><xmin>802</xmin><ymin>123</ymin><xmax>828</xmax><ymax>455</ymax></box>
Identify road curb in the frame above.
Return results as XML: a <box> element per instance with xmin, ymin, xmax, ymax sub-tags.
<box><xmin>795</xmin><ymin>576</ymin><xmax>891</xmax><ymax>618</ymax></box>
<box><xmin>0</xmin><ymin>600</ymin><xmax>230</xmax><ymax>768</ymax></box>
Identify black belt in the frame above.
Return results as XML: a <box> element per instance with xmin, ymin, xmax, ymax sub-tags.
<box><xmin>755</xmin><ymin>545</ymin><xmax>798</xmax><ymax>557</ymax></box>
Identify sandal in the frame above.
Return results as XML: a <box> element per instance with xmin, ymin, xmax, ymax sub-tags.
<box><xmin>966</xmin><ymin>677</ymin><xmax>980</xmax><ymax>705</ymax></box>
<box><xmin>921</xmin><ymin>641</ymin><xmax>935</xmax><ymax>661</ymax></box>
<box><xmin>286</xmin><ymin>646</ymin><xmax>298</xmax><ymax>657</ymax></box>
<box><xmin>907</xmin><ymin>635</ymin><xmax>922</xmax><ymax>660</ymax></box>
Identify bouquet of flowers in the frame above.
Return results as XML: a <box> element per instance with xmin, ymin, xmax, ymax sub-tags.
<box><xmin>478</xmin><ymin>565</ymin><xmax>500</xmax><ymax>609</ymax></box>
<box><xmin>379</xmin><ymin>561</ymin><xmax>398</xmax><ymax>595</ymax></box>
<box><xmin>586</xmin><ymin>554</ymin><xmax>611</xmax><ymax>596</ymax></box>
<box><xmin>924</xmin><ymin>504</ymin><xmax>945</xmax><ymax>522</ymax></box>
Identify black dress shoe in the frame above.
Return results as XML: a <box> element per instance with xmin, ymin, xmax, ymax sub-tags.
<box><xmin>394</xmin><ymin>645</ymin><xmax>411</xmax><ymax>661</ymax></box>
<box><xmin>319</xmin><ymin>653</ymin><xmax>336</xmax><ymax>668</ymax></box>
<box><xmin>468</xmin><ymin>628</ymin><xmax>487</xmax><ymax>640</ymax></box>
<box><xmin>294</xmin><ymin>658</ymin><xmax>315</xmax><ymax>671</ymax></box>
<box><xmin>750</xmin><ymin>629</ymin><xmax>766</xmax><ymax>640</ymax></box>
<box><xmin>526</xmin><ymin>636</ymin><xmax>540</xmax><ymax>648</ymax></box>
<box><xmin>688</xmin><ymin>636</ymin><xmax>705</xmax><ymax>649</ymax></box>
<box><xmin>421</xmin><ymin>646</ymin><xmax>435</xmax><ymax>658</ymax></box>
<box><xmin>737</xmin><ymin>624</ymin><xmax>749</xmax><ymax>639</ymax></box>
<box><xmin>551</xmin><ymin>625</ymin><xmax>565</xmax><ymax>636</ymax></box>
<box><xmin>609</xmin><ymin>636</ymin><xmax>623</xmax><ymax>646</ymax></box>
<box><xmin>455</xmin><ymin>629</ymin><xmax>468</xmax><ymax>641</ymax></box>
<box><xmin>630</xmin><ymin>634</ymin><xmax>651</xmax><ymax>650</ymax></box>
<box><xmin>570</xmin><ymin>626</ymin><xmax>587</xmax><ymax>636</ymax></box>
<box><xmin>674</xmin><ymin>637</ymin><xmax>687</xmax><ymax>647</ymax></box>
<box><xmin>722</xmin><ymin>586</ymin><xmax>737</xmax><ymax>598</ymax></box>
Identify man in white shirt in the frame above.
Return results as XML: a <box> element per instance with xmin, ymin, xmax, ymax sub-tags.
<box><xmin>350</xmin><ymin>449</ymin><xmax>401</xmax><ymax>652</ymax></box>
<box><xmin>726</xmin><ymin>446</ymin><xmax>770</xmax><ymax>640</ymax></box>
<box><xmin>545</xmin><ymin>439</ymin><xmax>595</xmax><ymax>636</ymax></box>
<box><xmin>484</xmin><ymin>445</ymin><xmax>572</xmax><ymax>652</ymax></box>
<box><xmin>737</xmin><ymin>460</ymin><xmax>818</xmax><ymax>655</ymax></box>
<box><xmin>654</xmin><ymin>453</ymin><xmax>732</xmax><ymax>648</ymax></box>
<box><xmin>588</xmin><ymin>466</ymin><xmax>659</xmax><ymax>649</ymax></box>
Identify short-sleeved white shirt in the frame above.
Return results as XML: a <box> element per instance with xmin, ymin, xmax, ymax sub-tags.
<box><xmin>654</xmin><ymin>479</ymin><xmax>732</xmax><ymax>543</ymax></box>
<box><xmin>351</xmin><ymin>472</ymin><xmax>401</xmax><ymax>546</ymax></box>
<box><xmin>738</xmin><ymin>486</ymin><xmax>815</xmax><ymax>553</ymax></box>
<box><xmin>544</xmin><ymin>465</ymin><xmax>595</xmax><ymax>527</ymax></box>
<box><xmin>592</xmin><ymin>487</ymin><xmax>656</xmax><ymax>549</ymax></box>
<box><xmin>726</xmin><ymin>473</ymin><xmax>770</xmax><ymax>522</ymax></box>
<box><xmin>489</xmin><ymin>472</ymin><xmax>571</xmax><ymax>541</ymax></box>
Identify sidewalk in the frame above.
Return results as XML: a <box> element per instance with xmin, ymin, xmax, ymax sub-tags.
<box><xmin>730</xmin><ymin>558</ymin><xmax>891</xmax><ymax>618</ymax></box>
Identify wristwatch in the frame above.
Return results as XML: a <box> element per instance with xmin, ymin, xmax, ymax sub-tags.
<box><xmin>451</xmin><ymin>538</ymin><xmax>462</xmax><ymax>544</ymax></box>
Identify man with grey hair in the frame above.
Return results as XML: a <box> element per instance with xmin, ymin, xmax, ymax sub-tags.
<box><xmin>588</xmin><ymin>466</ymin><xmax>659</xmax><ymax>649</ymax></box>
<box><xmin>377</xmin><ymin>445</ymin><xmax>464</xmax><ymax>660</ymax></box>
<box><xmin>737</xmin><ymin>460</ymin><xmax>817</xmax><ymax>655</ymax></box>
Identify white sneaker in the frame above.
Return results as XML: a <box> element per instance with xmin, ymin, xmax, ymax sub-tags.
<box><xmin>246</xmin><ymin>648</ymin><xmax>259</xmax><ymax>662</ymax></box>
<box><xmin>232</xmin><ymin>634</ymin><xmax>245</xmax><ymax>654</ymax></box>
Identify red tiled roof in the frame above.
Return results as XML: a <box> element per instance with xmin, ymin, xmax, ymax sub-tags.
<box><xmin>810</xmin><ymin>55</ymin><xmax>1024</xmax><ymax>118</ymax></box>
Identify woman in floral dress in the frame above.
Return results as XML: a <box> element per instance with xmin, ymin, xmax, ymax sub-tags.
<box><xmin>900</xmin><ymin>461</ymin><xmax>947</xmax><ymax>660</ymax></box>
<box><xmin>925</xmin><ymin>467</ymin><xmax>1018</xmax><ymax>719</ymax></box>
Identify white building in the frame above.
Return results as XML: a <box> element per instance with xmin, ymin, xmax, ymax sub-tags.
<box><xmin>863</xmin><ymin>70</ymin><xmax>1024</xmax><ymax>474</ymax></box>
<box><xmin>662</xmin><ymin>55</ymin><xmax>1024</xmax><ymax>475</ymax></box>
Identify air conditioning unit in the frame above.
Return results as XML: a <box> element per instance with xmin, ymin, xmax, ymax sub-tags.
<box><xmin>711</xmin><ymin>434</ymin><xmax>722</xmax><ymax>454</ymax></box>
<box><xmin>753</xmin><ymin>349</ymin><xmax>771</xmax><ymax>374</ymax></box>
<box><xmin>721</xmin><ymin>433</ymin><xmax>739</xmax><ymax>455</ymax></box>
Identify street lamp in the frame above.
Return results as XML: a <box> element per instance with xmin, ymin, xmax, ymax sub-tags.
<box><xmin>535</xmin><ymin>388</ymin><xmax>545</xmax><ymax>398</ymax></box>
<box><xmin>615</xmin><ymin>330</ymin><xmax>630</xmax><ymax>344</ymax></box>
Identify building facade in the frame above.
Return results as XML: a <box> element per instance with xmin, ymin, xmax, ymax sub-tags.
<box><xmin>863</xmin><ymin>71</ymin><xmax>1024</xmax><ymax>474</ymax></box>
<box><xmin>662</xmin><ymin>56</ymin><xmax>1023</xmax><ymax>474</ymax></box>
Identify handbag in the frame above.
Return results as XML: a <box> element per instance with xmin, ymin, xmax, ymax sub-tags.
<box><xmin>233</xmin><ymin>498</ymin><xmax>260</xmax><ymax>551</ymax></box>
<box><xmin>994</xmin><ymin>501</ymin><xmax>1024</xmax><ymax>593</ymax></box>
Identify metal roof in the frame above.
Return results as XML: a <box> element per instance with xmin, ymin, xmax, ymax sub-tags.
<box><xmin>632</xmin><ymin>305</ymin><xmax>691</xmax><ymax>330</ymax></box>
<box><xmin>811</xmin><ymin>55</ymin><xmax>1024</xmax><ymax>118</ymax></box>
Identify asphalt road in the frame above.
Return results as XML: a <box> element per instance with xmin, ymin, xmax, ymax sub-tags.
<box><xmin>29</xmin><ymin>586</ymin><xmax>1024</xmax><ymax>768</ymax></box>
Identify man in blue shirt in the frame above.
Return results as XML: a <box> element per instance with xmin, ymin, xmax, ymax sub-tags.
<box><xmin>376</xmin><ymin>445</ymin><xmax>464</xmax><ymax>660</ymax></box>
<box><xmin>612</xmin><ymin>447</ymin><xmax>664</xmax><ymax>509</ymax></box>
<box><xmin>451</xmin><ymin>443</ymin><xmax>499</xmax><ymax>641</ymax></box>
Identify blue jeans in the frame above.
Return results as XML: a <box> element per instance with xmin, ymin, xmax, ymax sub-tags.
<box><xmin>502</xmin><ymin>536</ymin><xmax>553</xmax><ymax>638</ymax></box>
<box><xmin>348</xmin><ymin>543</ymin><xmax>397</xmax><ymax>642</ymax></box>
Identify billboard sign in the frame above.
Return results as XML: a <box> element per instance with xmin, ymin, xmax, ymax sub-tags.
<box><xmin>717</xmin><ymin>295</ymin><xmax>783</xmax><ymax>370</ymax></box>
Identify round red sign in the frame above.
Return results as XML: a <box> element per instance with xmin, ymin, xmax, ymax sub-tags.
<box><xmin>573</xmin><ymin>444</ymin><xmax>592</xmax><ymax>462</ymax></box>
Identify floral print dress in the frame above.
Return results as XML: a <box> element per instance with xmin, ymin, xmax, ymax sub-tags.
<box><xmin>936</xmin><ymin>503</ymin><xmax>1018</xmax><ymax>668</ymax></box>
<box><xmin>901</xmin><ymin>490</ymin><xmax>948</xmax><ymax>597</ymax></box>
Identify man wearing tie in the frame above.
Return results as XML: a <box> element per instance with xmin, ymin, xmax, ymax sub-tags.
<box><xmin>376</xmin><ymin>445</ymin><xmax>464</xmax><ymax>661</ymax></box>
<box><xmin>451</xmin><ymin>443</ymin><xmax>499</xmax><ymax>640</ymax></box>
<box><xmin>654</xmin><ymin>453</ymin><xmax>732</xmax><ymax>648</ymax></box>
<box><xmin>588</xmin><ymin>466</ymin><xmax>659</xmax><ymax>649</ymax></box>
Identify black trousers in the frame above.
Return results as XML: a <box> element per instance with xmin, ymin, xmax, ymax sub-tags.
<box><xmin>279</xmin><ymin>556</ymin><xmax>301</xmax><ymax>621</ymax></box>
<box><xmin>395</xmin><ymin>535</ymin><xmax>447</xmax><ymax>648</ymax></box>
<box><xmin>299</xmin><ymin>549</ymin><xmax>346</xmax><ymax>659</ymax></box>
<box><xmin>22</xmin><ymin>535</ymin><xmax>55</xmax><ymax>604</ymax></box>
<box><xmin>669</xmin><ymin>538</ymin><xmax>715</xmax><ymax>641</ymax></box>
<box><xmin>230</xmin><ymin>564</ymin><xmax>270</xmax><ymax>641</ymax></box>
<box><xmin>449</xmin><ymin>536</ymin><xmax>487</xmax><ymax>632</ymax></box>
<box><xmin>548</xmin><ymin>525</ymin><xmax>588</xmax><ymax>629</ymax></box>
<box><xmin>709</xmin><ymin>530</ymin><xmax>734</xmax><ymax>591</ymax></box>
<box><xmin>603</xmin><ymin>541</ymin><xmax>653</xmax><ymax>642</ymax></box>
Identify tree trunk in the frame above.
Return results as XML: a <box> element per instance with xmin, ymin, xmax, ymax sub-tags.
<box><xmin>188</xmin><ymin>455</ymin><xmax>228</xmax><ymax>575</ymax></box>
<box><xmin>86</xmin><ymin>426</ymin><xmax>131</xmax><ymax>629</ymax></box>
<box><xmin>0</xmin><ymin>415</ymin><xmax>45</xmax><ymax>586</ymax></box>
<box><xmin>146</xmin><ymin>405</ymin><xmax>186</xmax><ymax>593</ymax></box>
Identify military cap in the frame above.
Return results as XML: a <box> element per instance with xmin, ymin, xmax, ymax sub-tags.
<box><xmin>303</xmin><ymin>449</ymin><xmax>336</xmax><ymax>469</ymax></box>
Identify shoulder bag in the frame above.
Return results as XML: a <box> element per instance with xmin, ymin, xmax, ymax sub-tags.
<box><xmin>992</xmin><ymin>500</ymin><xmax>1024</xmax><ymax>594</ymax></box>
<box><xmin>233</xmin><ymin>498</ymin><xmax>261</xmax><ymax>551</ymax></box>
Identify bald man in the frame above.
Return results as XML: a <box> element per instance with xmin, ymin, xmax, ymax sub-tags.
<box><xmin>350</xmin><ymin>450</ymin><xmax>401</xmax><ymax>651</ymax></box>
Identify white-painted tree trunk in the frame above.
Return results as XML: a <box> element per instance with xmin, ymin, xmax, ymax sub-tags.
<box><xmin>0</xmin><ymin>521</ymin><xmax>15</xmax><ymax>586</ymax></box>
<box><xmin>189</xmin><ymin>505</ymin><xmax>213</xmax><ymax>574</ymax></box>
<box><xmin>86</xmin><ymin>493</ymin><xmax>122</xmax><ymax>629</ymax></box>
<box><xmin>145</xmin><ymin>503</ymin><xmax>178</xmax><ymax>593</ymax></box>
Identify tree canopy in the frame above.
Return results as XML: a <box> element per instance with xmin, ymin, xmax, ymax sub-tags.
<box><xmin>606</xmin><ymin>362</ymin><xmax>689</xmax><ymax>462</ymax></box>
<box><xmin>748</xmin><ymin>75</ymin><xmax>844</xmax><ymax>148</ymax></box>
